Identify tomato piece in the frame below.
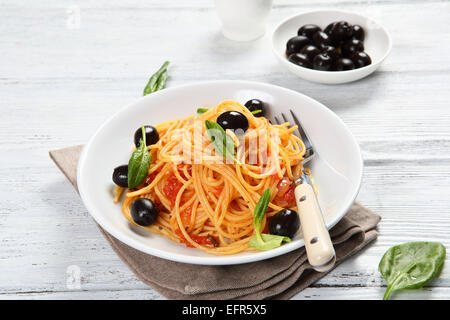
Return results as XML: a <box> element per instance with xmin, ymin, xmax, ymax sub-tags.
<box><xmin>277</xmin><ymin>177</ymin><xmax>291</xmax><ymax>196</ymax></box>
<box><xmin>191</xmin><ymin>235</ymin><xmax>218</xmax><ymax>247</ymax></box>
<box><xmin>274</xmin><ymin>176</ymin><xmax>296</xmax><ymax>207</ymax></box>
<box><xmin>163</xmin><ymin>173</ymin><xmax>183</xmax><ymax>207</ymax></box>
<box><xmin>283</xmin><ymin>187</ymin><xmax>295</xmax><ymax>205</ymax></box>
<box><xmin>175</xmin><ymin>229</ymin><xmax>218</xmax><ymax>248</ymax></box>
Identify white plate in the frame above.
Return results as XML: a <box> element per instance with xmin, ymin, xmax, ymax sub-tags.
<box><xmin>77</xmin><ymin>80</ymin><xmax>363</xmax><ymax>265</ymax></box>
<box><xmin>272</xmin><ymin>10</ymin><xmax>392</xmax><ymax>84</ymax></box>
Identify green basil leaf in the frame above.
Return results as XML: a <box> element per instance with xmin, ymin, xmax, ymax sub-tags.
<box><xmin>253</xmin><ymin>188</ymin><xmax>271</xmax><ymax>228</ymax></box>
<box><xmin>143</xmin><ymin>61</ymin><xmax>170</xmax><ymax>96</ymax></box>
<box><xmin>205</xmin><ymin>120</ymin><xmax>227</xmax><ymax>157</ymax></box>
<box><xmin>249</xmin><ymin>234</ymin><xmax>291</xmax><ymax>251</ymax></box>
<box><xmin>127</xmin><ymin>127</ymin><xmax>152</xmax><ymax>189</ymax></box>
<box><xmin>224</xmin><ymin>129</ymin><xmax>237</xmax><ymax>160</ymax></box>
<box><xmin>205</xmin><ymin>120</ymin><xmax>239</xmax><ymax>164</ymax></box>
<box><xmin>249</xmin><ymin>189</ymin><xmax>291</xmax><ymax>251</ymax></box>
<box><xmin>155</xmin><ymin>70</ymin><xmax>168</xmax><ymax>92</ymax></box>
<box><xmin>197</xmin><ymin>108</ymin><xmax>209</xmax><ymax>114</ymax></box>
<box><xmin>379</xmin><ymin>241</ymin><xmax>446</xmax><ymax>300</ymax></box>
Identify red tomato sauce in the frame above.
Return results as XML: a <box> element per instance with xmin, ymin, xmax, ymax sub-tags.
<box><xmin>274</xmin><ymin>176</ymin><xmax>296</xmax><ymax>207</ymax></box>
<box><xmin>180</xmin><ymin>206</ymin><xmax>192</xmax><ymax>226</ymax></box>
<box><xmin>163</xmin><ymin>173</ymin><xmax>183</xmax><ymax>207</ymax></box>
<box><xmin>175</xmin><ymin>229</ymin><xmax>218</xmax><ymax>248</ymax></box>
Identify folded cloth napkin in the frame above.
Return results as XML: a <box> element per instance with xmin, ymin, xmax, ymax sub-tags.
<box><xmin>50</xmin><ymin>145</ymin><xmax>381</xmax><ymax>300</ymax></box>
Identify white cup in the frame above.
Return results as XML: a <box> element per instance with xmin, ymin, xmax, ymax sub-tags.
<box><xmin>214</xmin><ymin>0</ymin><xmax>273</xmax><ymax>42</ymax></box>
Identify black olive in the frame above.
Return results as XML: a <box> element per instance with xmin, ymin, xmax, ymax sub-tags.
<box><xmin>351</xmin><ymin>51</ymin><xmax>372</xmax><ymax>68</ymax></box>
<box><xmin>269</xmin><ymin>209</ymin><xmax>300</xmax><ymax>238</ymax></box>
<box><xmin>134</xmin><ymin>125</ymin><xmax>159</xmax><ymax>147</ymax></box>
<box><xmin>321</xmin><ymin>45</ymin><xmax>339</xmax><ymax>59</ymax></box>
<box><xmin>328</xmin><ymin>21</ymin><xmax>353</xmax><ymax>44</ymax></box>
<box><xmin>287</xmin><ymin>53</ymin><xmax>312</xmax><ymax>68</ymax></box>
<box><xmin>333</xmin><ymin>57</ymin><xmax>355</xmax><ymax>71</ymax></box>
<box><xmin>112</xmin><ymin>165</ymin><xmax>128</xmax><ymax>187</ymax></box>
<box><xmin>313</xmin><ymin>53</ymin><xmax>333</xmax><ymax>71</ymax></box>
<box><xmin>286</xmin><ymin>36</ymin><xmax>310</xmax><ymax>56</ymax></box>
<box><xmin>342</xmin><ymin>39</ymin><xmax>364</xmax><ymax>57</ymax></box>
<box><xmin>217</xmin><ymin>111</ymin><xmax>249</xmax><ymax>133</ymax></box>
<box><xmin>130</xmin><ymin>198</ymin><xmax>159</xmax><ymax>226</ymax></box>
<box><xmin>312</xmin><ymin>31</ymin><xmax>331</xmax><ymax>49</ymax></box>
<box><xmin>352</xmin><ymin>25</ymin><xmax>365</xmax><ymax>41</ymax></box>
<box><xmin>244</xmin><ymin>99</ymin><xmax>266</xmax><ymax>117</ymax></box>
<box><xmin>297</xmin><ymin>24</ymin><xmax>321</xmax><ymax>39</ymax></box>
<box><xmin>324</xmin><ymin>22</ymin><xmax>337</xmax><ymax>35</ymax></box>
<box><xmin>300</xmin><ymin>45</ymin><xmax>321</xmax><ymax>61</ymax></box>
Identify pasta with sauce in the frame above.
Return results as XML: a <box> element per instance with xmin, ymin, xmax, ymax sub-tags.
<box><xmin>114</xmin><ymin>100</ymin><xmax>306</xmax><ymax>255</ymax></box>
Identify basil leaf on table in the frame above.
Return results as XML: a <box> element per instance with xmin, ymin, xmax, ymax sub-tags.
<box><xmin>143</xmin><ymin>61</ymin><xmax>170</xmax><ymax>96</ymax></box>
<box><xmin>197</xmin><ymin>108</ymin><xmax>209</xmax><ymax>114</ymax></box>
<box><xmin>205</xmin><ymin>120</ymin><xmax>240</xmax><ymax>164</ymax></box>
<box><xmin>128</xmin><ymin>126</ymin><xmax>152</xmax><ymax>189</ymax></box>
<box><xmin>155</xmin><ymin>69</ymin><xmax>168</xmax><ymax>92</ymax></box>
<box><xmin>379</xmin><ymin>241</ymin><xmax>446</xmax><ymax>300</ymax></box>
<box><xmin>249</xmin><ymin>189</ymin><xmax>291</xmax><ymax>251</ymax></box>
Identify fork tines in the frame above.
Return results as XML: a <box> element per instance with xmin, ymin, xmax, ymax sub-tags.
<box><xmin>273</xmin><ymin>110</ymin><xmax>314</xmax><ymax>161</ymax></box>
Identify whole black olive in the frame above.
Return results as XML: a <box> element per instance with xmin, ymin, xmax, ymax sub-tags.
<box><xmin>297</xmin><ymin>24</ymin><xmax>321</xmax><ymax>39</ymax></box>
<box><xmin>217</xmin><ymin>111</ymin><xmax>249</xmax><ymax>133</ymax></box>
<box><xmin>134</xmin><ymin>125</ymin><xmax>159</xmax><ymax>147</ymax></box>
<box><xmin>288</xmin><ymin>53</ymin><xmax>312</xmax><ymax>68</ymax></box>
<box><xmin>300</xmin><ymin>45</ymin><xmax>321</xmax><ymax>61</ymax></box>
<box><xmin>328</xmin><ymin>21</ymin><xmax>353</xmax><ymax>44</ymax></box>
<box><xmin>130</xmin><ymin>198</ymin><xmax>159</xmax><ymax>226</ymax></box>
<box><xmin>342</xmin><ymin>39</ymin><xmax>364</xmax><ymax>57</ymax></box>
<box><xmin>351</xmin><ymin>51</ymin><xmax>372</xmax><ymax>68</ymax></box>
<box><xmin>312</xmin><ymin>31</ymin><xmax>331</xmax><ymax>49</ymax></box>
<box><xmin>269</xmin><ymin>209</ymin><xmax>300</xmax><ymax>238</ymax></box>
<box><xmin>312</xmin><ymin>53</ymin><xmax>333</xmax><ymax>71</ymax></box>
<box><xmin>324</xmin><ymin>22</ymin><xmax>337</xmax><ymax>35</ymax></box>
<box><xmin>321</xmin><ymin>45</ymin><xmax>339</xmax><ymax>59</ymax></box>
<box><xmin>112</xmin><ymin>165</ymin><xmax>128</xmax><ymax>188</ymax></box>
<box><xmin>333</xmin><ymin>57</ymin><xmax>355</xmax><ymax>71</ymax></box>
<box><xmin>244</xmin><ymin>99</ymin><xmax>266</xmax><ymax>117</ymax></box>
<box><xmin>286</xmin><ymin>36</ymin><xmax>310</xmax><ymax>56</ymax></box>
<box><xmin>352</xmin><ymin>25</ymin><xmax>365</xmax><ymax>41</ymax></box>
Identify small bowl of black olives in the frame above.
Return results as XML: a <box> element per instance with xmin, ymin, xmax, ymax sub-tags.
<box><xmin>272</xmin><ymin>10</ymin><xmax>392</xmax><ymax>84</ymax></box>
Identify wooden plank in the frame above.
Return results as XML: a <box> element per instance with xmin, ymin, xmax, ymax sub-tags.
<box><xmin>0</xmin><ymin>286</ymin><xmax>449</xmax><ymax>300</ymax></box>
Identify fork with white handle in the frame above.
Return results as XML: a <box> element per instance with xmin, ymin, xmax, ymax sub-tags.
<box><xmin>273</xmin><ymin>110</ymin><xmax>336</xmax><ymax>272</ymax></box>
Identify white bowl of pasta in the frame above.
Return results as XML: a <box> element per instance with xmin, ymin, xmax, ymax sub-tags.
<box><xmin>77</xmin><ymin>80</ymin><xmax>362</xmax><ymax>265</ymax></box>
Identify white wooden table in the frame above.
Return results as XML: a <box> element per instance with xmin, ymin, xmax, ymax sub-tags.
<box><xmin>1</xmin><ymin>0</ymin><xmax>449</xmax><ymax>300</ymax></box>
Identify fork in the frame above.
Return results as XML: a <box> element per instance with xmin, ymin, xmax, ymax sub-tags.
<box><xmin>273</xmin><ymin>110</ymin><xmax>336</xmax><ymax>272</ymax></box>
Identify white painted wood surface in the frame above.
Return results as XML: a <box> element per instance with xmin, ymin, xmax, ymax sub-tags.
<box><xmin>1</xmin><ymin>0</ymin><xmax>449</xmax><ymax>300</ymax></box>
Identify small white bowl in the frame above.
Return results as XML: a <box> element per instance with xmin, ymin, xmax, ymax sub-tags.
<box><xmin>272</xmin><ymin>10</ymin><xmax>392</xmax><ymax>84</ymax></box>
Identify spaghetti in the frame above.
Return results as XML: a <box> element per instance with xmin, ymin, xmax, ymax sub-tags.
<box><xmin>117</xmin><ymin>100</ymin><xmax>306</xmax><ymax>255</ymax></box>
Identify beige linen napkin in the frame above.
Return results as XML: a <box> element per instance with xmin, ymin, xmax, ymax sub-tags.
<box><xmin>50</xmin><ymin>145</ymin><xmax>381</xmax><ymax>300</ymax></box>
